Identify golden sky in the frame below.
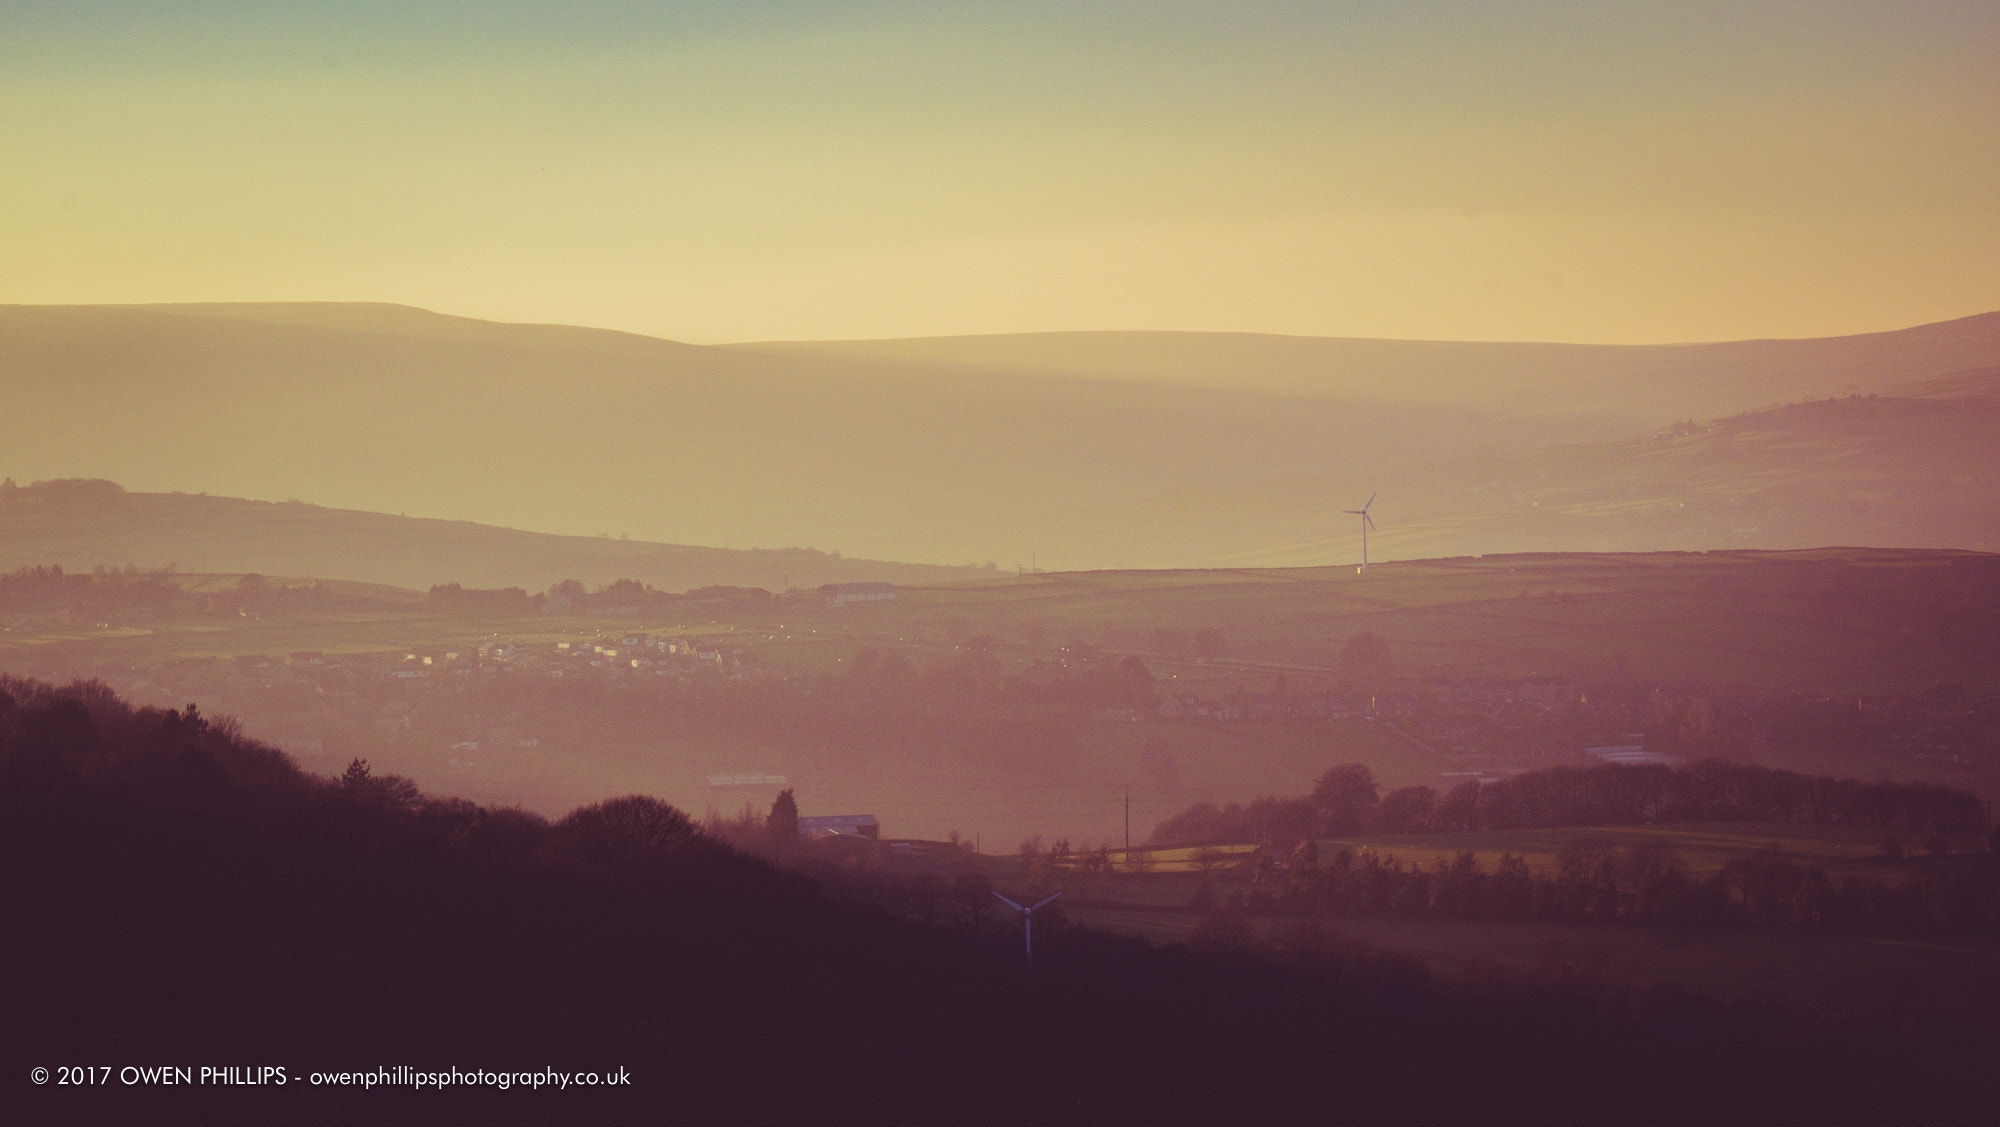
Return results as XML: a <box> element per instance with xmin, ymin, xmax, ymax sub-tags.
<box><xmin>4</xmin><ymin>2</ymin><xmax>1996</xmax><ymax>344</ymax></box>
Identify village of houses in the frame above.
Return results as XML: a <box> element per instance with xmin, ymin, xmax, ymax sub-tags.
<box><xmin>66</xmin><ymin>625</ymin><xmax>1993</xmax><ymax>806</ymax></box>
<box><xmin>6</xmin><ymin>569</ymin><xmax>1991</xmax><ymax>807</ymax></box>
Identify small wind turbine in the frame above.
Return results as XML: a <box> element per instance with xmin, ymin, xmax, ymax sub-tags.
<box><xmin>1345</xmin><ymin>493</ymin><xmax>1377</xmax><ymax>573</ymax></box>
<box><xmin>993</xmin><ymin>891</ymin><xmax>1063</xmax><ymax>967</ymax></box>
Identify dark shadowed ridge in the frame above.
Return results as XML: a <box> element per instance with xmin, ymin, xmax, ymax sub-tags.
<box><xmin>4</xmin><ymin>675</ymin><xmax>1990</xmax><ymax>1123</ymax></box>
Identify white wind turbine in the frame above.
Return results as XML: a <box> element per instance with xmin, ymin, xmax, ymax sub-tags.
<box><xmin>993</xmin><ymin>891</ymin><xmax>1063</xmax><ymax>967</ymax></box>
<box><xmin>1345</xmin><ymin>493</ymin><xmax>1377</xmax><ymax>573</ymax></box>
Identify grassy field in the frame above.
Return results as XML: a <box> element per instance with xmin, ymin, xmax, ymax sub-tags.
<box><xmin>12</xmin><ymin>549</ymin><xmax>1997</xmax><ymax>696</ymax></box>
<box><xmin>1051</xmin><ymin>823</ymin><xmax>1928</xmax><ymax>881</ymax></box>
<box><xmin>1314</xmin><ymin>822</ymin><xmax>1915</xmax><ymax>882</ymax></box>
<box><xmin>1047</xmin><ymin>820</ymin><xmax>2000</xmax><ymax>1021</ymax></box>
<box><xmin>1058</xmin><ymin>899</ymin><xmax>2000</xmax><ymax>1019</ymax></box>
<box><xmin>803</xmin><ymin>547</ymin><xmax>2000</xmax><ymax>695</ymax></box>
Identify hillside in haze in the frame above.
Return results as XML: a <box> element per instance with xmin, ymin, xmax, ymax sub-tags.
<box><xmin>0</xmin><ymin>479</ymin><xmax>976</xmax><ymax>593</ymax></box>
<box><xmin>729</xmin><ymin>314</ymin><xmax>2000</xmax><ymax>429</ymax></box>
<box><xmin>4</xmin><ymin>302</ymin><xmax>1997</xmax><ymax>570</ymax></box>
<box><xmin>1106</xmin><ymin>392</ymin><xmax>2000</xmax><ymax>568</ymax></box>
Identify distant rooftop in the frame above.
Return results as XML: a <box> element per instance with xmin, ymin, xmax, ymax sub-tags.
<box><xmin>798</xmin><ymin>814</ymin><xmax>879</xmax><ymax>840</ymax></box>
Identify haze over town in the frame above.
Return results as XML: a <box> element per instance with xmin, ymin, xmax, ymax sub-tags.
<box><xmin>6</xmin><ymin>3</ymin><xmax>1999</xmax><ymax>1122</ymax></box>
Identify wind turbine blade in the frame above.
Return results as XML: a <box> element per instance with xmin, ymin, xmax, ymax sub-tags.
<box><xmin>992</xmin><ymin>893</ymin><xmax>1025</xmax><ymax>912</ymax></box>
<box><xmin>1364</xmin><ymin>513</ymin><xmax>1376</xmax><ymax>530</ymax></box>
<box><xmin>1031</xmin><ymin>892</ymin><xmax>1065</xmax><ymax>911</ymax></box>
<box><xmin>1363</xmin><ymin>493</ymin><xmax>1376</xmax><ymax>512</ymax></box>
<box><xmin>1343</xmin><ymin>510</ymin><xmax>1363</xmax><ymax>516</ymax></box>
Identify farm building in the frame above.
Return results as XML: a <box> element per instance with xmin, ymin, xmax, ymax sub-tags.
<box><xmin>1585</xmin><ymin>744</ymin><xmax>1686</xmax><ymax>768</ymax></box>
<box><xmin>798</xmin><ymin>814</ymin><xmax>880</xmax><ymax>840</ymax></box>
<box><xmin>821</xmin><ymin>582</ymin><xmax>896</xmax><ymax>607</ymax></box>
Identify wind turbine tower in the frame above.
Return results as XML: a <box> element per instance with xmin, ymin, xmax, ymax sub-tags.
<box><xmin>1345</xmin><ymin>493</ymin><xmax>1377</xmax><ymax>573</ymax></box>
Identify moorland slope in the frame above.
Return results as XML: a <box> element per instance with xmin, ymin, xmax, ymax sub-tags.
<box><xmin>6</xmin><ymin>303</ymin><xmax>1997</xmax><ymax>569</ymax></box>
<box><xmin>0</xmin><ymin>479</ymin><xmax>976</xmax><ymax>592</ymax></box>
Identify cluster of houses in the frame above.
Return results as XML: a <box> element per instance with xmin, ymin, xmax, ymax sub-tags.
<box><xmin>107</xmin><ymin>635</ymin><xmax>771</xmax><ymax>762</ymax></box>
<box><xmin>73</xmin><ymin>632</ymin><xmax>2000</xmax><ymax>792</ymax></box>
<box><xmin>330</xmin><ymin>634</ymin><xmax>748</xmax><ymax>683</ymax></box>
<box><xmin>191</xmin><ymin>639</ymin><xmax>743</xmax><ymax>687</ymax></box>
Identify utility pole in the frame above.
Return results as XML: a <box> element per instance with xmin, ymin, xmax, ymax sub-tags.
<box><xmin>1124</xmin><ymin>791</ymin><xmax>1131</xmax><ymax>861</ymax></box>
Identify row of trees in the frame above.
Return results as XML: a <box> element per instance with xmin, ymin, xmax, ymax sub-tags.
<box><xmin>1</xmin><ymin>564</ymin><xmax>381</xmax><ymax>624</ymax></box>
<box><xmin>4</xmin><ymin>562</ymin><xmax>791</xmax><ymax>626</ymax></box>
<box><xmin>1208</xmin><ymin>837</ymin><xmax>2000</xmax><ymax>940</ymax></box>
<box><xmin>0</xmin><ymin>563</ymin><xmax>187</xmax><ymax>622</ymax></box>
<box><xmin>1152</xmin><ymin>760</ymin><xmax>1991</xmax><ymax>846</ymax></box>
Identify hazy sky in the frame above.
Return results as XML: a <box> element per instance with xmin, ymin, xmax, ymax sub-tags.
<box><xmin>4</xmin><ymin>1</ymin><xmax>1996</xmax><ymax>344</ymax></box>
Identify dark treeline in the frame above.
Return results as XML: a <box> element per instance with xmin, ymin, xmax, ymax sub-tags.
<box><xmin>6</xmin><ymin>677</ymin><xmax>1991</xmax><ymax>1122</ymax></box>
<box><xmin>1</xmin><ymin>561</ymin><xmax>770</xmax><ymax>624</ymax></box>
<box><xmin>1151</xmin><ymin>762</ymin><xmax>2000</xmax><ymax>941</ymax></box>
<box><xmin>1</xmin><ymin>564</ymin><xmax>188</xmax><ymax>623</ymax></box>
<box><xmin>1153</xmin><ymin>760</ymin><xmax>1991</xmax><ymax>845</ymax></box>
<box><xmin>540</xmin><ymin>577</ymin><xmax>787</xmax><ymax>615</ymax></box>
<box><xmin>1</xmin><ymin>564</ymin><xmax>372</xmax><ymax>623</ymax></box>
<box><xmin>1209</xmin><ymin>834</ymin><xmax>2000</xmax><ymax>942</ymax></box>
<box><xmin>428</xmin><ymin>577</ymin><xmax>870</xmax><ymax>616</ymax></box>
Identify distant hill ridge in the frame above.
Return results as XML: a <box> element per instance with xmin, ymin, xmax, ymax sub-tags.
<box><xmin>4</xmin><ymin>302</ymin><xmax>1997</xmax><ymax>569</ymax></box>
<box><xmin>725</xmin><ymin>311</ymin><xmax>2000</xmax><ymax>420</ymax></box>
<box><xmin>0</xmin><ymin>478</ymin><xmax>980</xmax><ymax>593</ymax></box>
<box><xmin>1887</xmin><ymin>364</ymin><xmax>2000</xmax><ymax>401</ymax></box>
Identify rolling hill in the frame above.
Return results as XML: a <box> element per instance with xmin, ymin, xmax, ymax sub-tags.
<box><xmin>1109</xmin><ymin>392</ymin><xmax>2000</xmax><ymax>568</ymax></box>
<box><xmin>4</xmin><ymin>302</ymin><xmax>1996</xmax><ymax>570</ymax></box>
<box><xmin>0</xmin><ymin>479</ymin><xmax>976</xmax><ymax>593</ymax></box>
<box><xmin>728</xmin><ymin>312</ymin><xmax>2000</xmax><ymax>430</ymax></box>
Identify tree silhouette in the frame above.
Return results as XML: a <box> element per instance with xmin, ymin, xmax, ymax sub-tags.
<box><xmin>768</xmin><ymin>787</ymin><xmax>799</xmax><ymax>848</ymax></box>
<box><xmin>340</xmin><ymin>757</ymin><xmax>420</xmax><ymax>809</ymax></box>
<box><xmin>1311</xmin><ymin>764</ymin><xmax>1380</xmax><ymax>835</ymax></box>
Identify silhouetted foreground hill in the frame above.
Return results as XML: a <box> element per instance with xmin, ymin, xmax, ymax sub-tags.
<box><xmin>0</xmin><ymin>478</ymin><xmax>976</xmax><ymax>592</ymax></box>
<box><xmin>4</xmin><ymin>678</ymin><xmax>1989</xmax><ymax>1124</ymax></box>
